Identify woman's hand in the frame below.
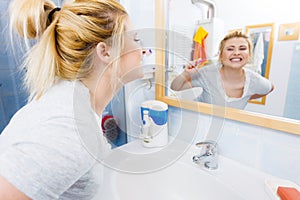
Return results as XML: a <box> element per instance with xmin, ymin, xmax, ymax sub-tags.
<box><xmin>170</xmin><ymin>61</ymin><xmax>199</xmax><ymax>91</ymax></box>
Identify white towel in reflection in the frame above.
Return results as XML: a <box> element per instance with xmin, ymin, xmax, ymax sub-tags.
<box><xmin>253</xmin><ymin>33</ymin><xmax>264</xmax><ymax>74</ymax></box>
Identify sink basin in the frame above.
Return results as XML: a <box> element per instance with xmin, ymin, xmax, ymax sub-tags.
<box><xmin>94</xmin><ymin>139</ymin><xmax>276</xmax><ymax>200</ymax></box>
<box><xmin>113</xmin><ymin>161</ymin><xmax>243</xmax><ymax>200</ymax></box>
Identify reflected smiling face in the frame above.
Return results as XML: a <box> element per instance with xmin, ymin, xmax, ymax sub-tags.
<box><xmin>220</xmin><ymin>37</ymin><xmax>250</xmax><ymax>70</ymax></box>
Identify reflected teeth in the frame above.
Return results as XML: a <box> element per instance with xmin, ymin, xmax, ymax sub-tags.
<box><xmin>230</xmin><ymin>58</ymin><xmax>241</xmax><ymax>62</ymax></box>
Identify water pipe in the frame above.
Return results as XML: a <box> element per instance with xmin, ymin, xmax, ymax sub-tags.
<box><xmin>191</xmin><ymin>0</ymin><xmax>216</xmax><ymax>19</ymax></box>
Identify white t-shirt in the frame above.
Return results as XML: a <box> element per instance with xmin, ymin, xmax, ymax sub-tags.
<box><xmin>191</xmin><ymin>65</ymin><xmax>272</xmax><ymax>109</ymax></box>
<box><xmin>0</xmin><ymin>80</ymin><xmax>111</xmax><ymax>199</ymax></box>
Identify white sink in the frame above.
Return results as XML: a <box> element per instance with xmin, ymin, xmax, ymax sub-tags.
<box><xmin>94</xmin><ymin>139</ymin><xmax>276</xmax><ymax>200</ymax></box>
<box><xmin>112</xmin><ymin>161</ymin><xmax>243</xmax><ymax>200</ymax></box>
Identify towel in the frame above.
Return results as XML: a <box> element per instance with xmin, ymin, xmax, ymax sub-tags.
<box><xmin>253</xmin><ymin>32</ymin><xmax>264</xmax><ymax>74</ymax></box>
<box><xmin>193</xmin><ymin>26</ymin><xmax>209</xmax><ymax>67</ymax></box>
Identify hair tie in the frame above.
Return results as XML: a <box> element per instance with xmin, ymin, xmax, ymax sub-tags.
<box><xmin>48</xmin><ymin>7</ymin><xmax>61</xmax><ymax>23</ymax></box>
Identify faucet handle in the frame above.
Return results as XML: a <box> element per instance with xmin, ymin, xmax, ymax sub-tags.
<box><xmin>195</xmin><ymin>140</ymin><xmax>217</xmax><ymax>155</ymax></box>
<box><xmin>195</xmin><ymin>140</ymin><xmax>217</xmax><ymax>148</ymax></box>
<box><xmin>193</xmin><ymin>140</ymin><xmax>218</xmax><ymax>170</ymax></box>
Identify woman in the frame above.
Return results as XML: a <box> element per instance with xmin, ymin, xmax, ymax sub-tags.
<box><xmin>0</xmin><ymin>0</ymin><xmax>143</xmax><ymax>199</ymax></box>
<box><xmin>171</xmin><ymin>31</ymin><xmax>274</xmax><ymax>109</ymax></box>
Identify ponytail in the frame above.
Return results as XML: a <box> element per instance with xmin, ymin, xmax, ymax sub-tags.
<box><xmin>9</xmin><ymin>0</ymin><xmax>128</xmax><ymax>100</ymax></box>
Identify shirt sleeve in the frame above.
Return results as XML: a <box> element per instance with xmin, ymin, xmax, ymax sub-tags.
<box><xmin>250</xmin><ymin>71</ymin><xmax>272</xmax><ymax>95</ymax></box>
<box><xmin>0</xmin><ymin>118</ymin><xmax>99</xmax><ymax>200</ymax></box>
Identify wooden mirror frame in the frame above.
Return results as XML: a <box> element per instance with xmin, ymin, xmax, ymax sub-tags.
<box><xmin>246</xmin><ymin>23</ymin><xmax>274</xmax><ymax>105</ymax></box>
<box><xmin>154</xmin><ymin>0</ymin><xmax>300</xmax><ymax>135</ymax></box>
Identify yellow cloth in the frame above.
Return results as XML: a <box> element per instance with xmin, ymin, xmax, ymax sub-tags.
<box><xmin>193</xmin><ymin>26</ymin><xmax>208</xmax><ymax>45</ymax></box>
<box><xmin>193</xmin><ymin>26</ymin><xmax>209</xmax><ymax>67</ymax></box>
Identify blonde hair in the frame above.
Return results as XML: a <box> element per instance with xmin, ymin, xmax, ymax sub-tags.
<box><xmin>218</xmin><ymin>31</ymin><xmax>253</xmax><ymax>62</ymax></box>
<box><xmin>9</xmin><ymin>0</ymin><xmax>128</xmax><ymax>100</ymax></box>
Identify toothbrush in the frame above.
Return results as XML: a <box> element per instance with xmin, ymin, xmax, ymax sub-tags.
<box><xmin>142</xmin><ymin>49</ymin><xmax>152</xmax><ymax>56</ymax></box>
<box><xmin>184</xmin><ymin>57</ymin><xmax>209</xmax><ymax>69</ymax></box>
<box><xmin>192</xmin><ymin>58</ymin><xmax>209</xmax><ymax>68</ymax></box>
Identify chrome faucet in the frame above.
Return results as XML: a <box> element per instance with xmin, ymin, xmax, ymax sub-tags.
<box><xmin>192</xmin><ymin>140</ymin><xmax>218</xmax><ymax>170</ymax></box>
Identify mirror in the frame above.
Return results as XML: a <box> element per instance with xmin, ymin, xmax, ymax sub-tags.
<box><xmin>154</xmin><ymin>0</ymin><xmax>300</xmax><ymax>135</ymax></box>
<box><xmin>246</xmin><ymin>23</ymin><xmax>274</xmax><ymax>105</ymax></box>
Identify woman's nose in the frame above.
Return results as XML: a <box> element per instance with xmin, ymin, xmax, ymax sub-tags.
<box><xmin>233</xmin><ymin>49</ymin><xmax>240</xmax><ymax>55</ymax></box>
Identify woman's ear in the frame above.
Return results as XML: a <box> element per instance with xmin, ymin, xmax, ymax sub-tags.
<box><xmin>95</xmin><ymin>42</ymin><xmax>111</xmax><ymax>64</ymax></box>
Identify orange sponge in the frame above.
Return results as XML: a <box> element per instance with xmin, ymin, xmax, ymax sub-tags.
<box><xmin>277</xmin><ymin>186</ymin><xmax>300</xmax><ymax>200</ymax></box>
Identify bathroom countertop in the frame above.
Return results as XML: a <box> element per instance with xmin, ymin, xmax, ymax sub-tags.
<box><xmin>94</xmin><ymin>138</ymin><xmax>294</xmax><ymax>200</ymax></box>
<box><xmin>117</xmin><ymin>138</ymin><xmax>283</xmax><ymax>200</ymax></box>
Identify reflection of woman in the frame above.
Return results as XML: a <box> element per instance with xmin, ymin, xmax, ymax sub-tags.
<box><xmin>0</xmin><ymin>0</ymin><xmax>143</xmax><ymax>199</ymax></box>
<box><xmin>171</xmin><ymin>31</ymin><xmax>274</xmax><ymax>109</ymax></box>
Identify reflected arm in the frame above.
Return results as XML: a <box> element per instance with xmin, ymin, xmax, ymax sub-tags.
<box><xmin>170</xmin><ymin>70</ymin><xmax>195</xmax><ymax>91</ymax></box>
<box><xmin>250</xmin><ymin>83</ymin><xmax>274</xmax><ymax>99</ymax></box>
